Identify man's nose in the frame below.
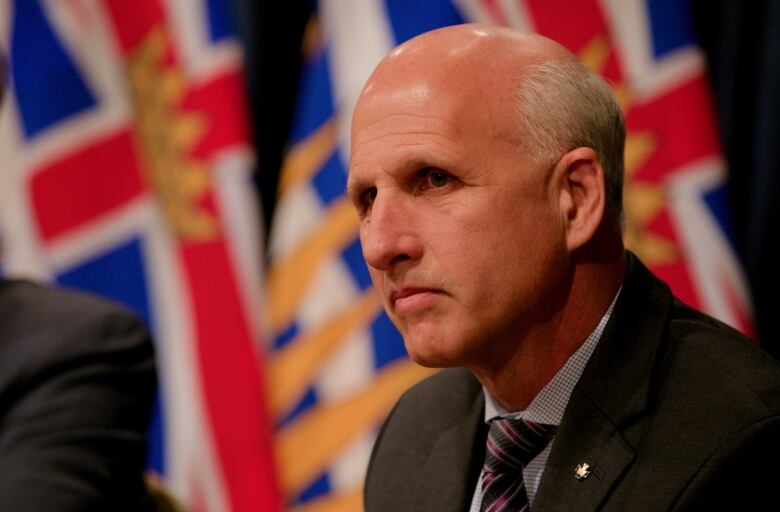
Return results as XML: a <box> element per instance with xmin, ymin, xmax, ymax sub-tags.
<box><xmin>360</xmin><ymin>192</ymin><xmax>422</xmax><ymax>272</ymax></box>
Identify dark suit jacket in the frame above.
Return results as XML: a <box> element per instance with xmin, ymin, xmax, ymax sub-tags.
<box><xmin>365</xmin><ymin>254</ymin><xmax>780</xmax><ymax>511</ymax></box>
<box><xmin>0</xmin><ymin>279</ymin><xmax>157</xmax><ymax>511</ymax></box>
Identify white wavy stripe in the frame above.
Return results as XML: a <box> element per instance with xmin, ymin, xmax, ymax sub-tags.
<box><xmin>316</xmin><ymin>323</ymin><xmax>376</xmax><ymax>404</ymax></box>
<box><xmin>329</xmin><ymin>428</ymin><xmax>377</xmax><ymax>493</ymax></box>
<box><xmin>298</xmin><ymin>255</ymin><xmax>375</xmax><ymax>404</ymax></box>
<box><xmin>317</xmin><ymin>327</ymin><xmax>377</xmax><ymax>495</ymax></box>
<box><xmin>666</xmin><ymin>157</ymin><xmax>753</xmax><ymax>328</ymax></box>
<box><xmin>268</xmin><ymin>185</ymin><xmax>327</xmax><ymax>264</ymax></box>
<box><xmin>599</xmin><ymin>0</ymin><xmax>704</xmax><ymax>102</ymax></box>
<box><xmin>297</xmin><ymin>254</ymin><xmax>360</xmax><ymax>331</ymax></box>
<box><xmin>143</xmin><ymin>211</ymin><xmax>229</xmax><ymax>512</ymax></box>
<box><xmin>211</xmin><ymin>150</ymin><xmax>267</xmax><ymax>343</ymax></box>
<box><xmin>298</xmin><ymin>256</ymin><xmax>376</xmax><ymax>493</ymax></box>
<box><xmin>319</xmin><ymin>0</ymin><xmax>395</xmax><ymax>159</ymax></box>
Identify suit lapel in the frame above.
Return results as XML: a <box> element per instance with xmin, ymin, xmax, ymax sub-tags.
<box><xmin>534</xmin><ymin>253</ymin><xmax>674</xmax><ymax>512</ymax></box>
<box><xmin>410</xmin><ymin>386</ymin><xmax>487</xmax><ymax>512</ymax></box>
<box><xmin>532</xmin><ymin>387</ymin><xmax>636</xmax><ymax>512</ymax></box>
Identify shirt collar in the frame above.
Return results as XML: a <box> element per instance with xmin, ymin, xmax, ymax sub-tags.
<box><xmin>483</xmin><ymin>287</ymin><xmax>621</xmax><ymax>425</ymax></box>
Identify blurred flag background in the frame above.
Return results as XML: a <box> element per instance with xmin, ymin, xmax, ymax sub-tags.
<box><xmin>0</xmin><ymin>1</ymin><xmax>277</xmax><ymax>510</ymax></box>
<box><xmin>2</xmin><ymin>0</ymin><xmax>779</xmax><ymax>511</ymax></box>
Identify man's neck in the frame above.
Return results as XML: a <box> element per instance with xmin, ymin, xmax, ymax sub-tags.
<box><xmin>470</xmin><ymin>249</ymin><xmax>626</xmax><ymax>411</ymax></box>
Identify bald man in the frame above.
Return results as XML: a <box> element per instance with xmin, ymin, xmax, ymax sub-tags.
<box><xmin>348</xmin><ymin>25</ymin><xmax>780</xmax><ymax>511</ymax></box>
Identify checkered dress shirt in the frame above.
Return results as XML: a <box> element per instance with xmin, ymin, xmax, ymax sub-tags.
<box><xmin>469</xmin><ymin>290</ymin><xmax>620</xmax><ymax>511</ymax></box>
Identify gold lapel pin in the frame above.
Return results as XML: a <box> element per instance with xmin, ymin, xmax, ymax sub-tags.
<box><xmin>575</xmin><ymin>463</ymin><xmax>591</xmax><ymax>481</ymax></box>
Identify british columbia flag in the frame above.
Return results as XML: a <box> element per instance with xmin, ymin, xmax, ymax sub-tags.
<box><xmin>0</xmin><ymin>1</ymin><xmax>277</xmax><ymax>510</ymax></box>
<box><xmin>269</xmin><ymin>0</ymin><xmax>754</xmax><ymax>510</ymax></box>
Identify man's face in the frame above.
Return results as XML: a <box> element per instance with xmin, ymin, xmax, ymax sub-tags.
<box><xmin>348</xmin><ymin>74</ymin><xmax>570</xmax><ymax>371</ymax></box>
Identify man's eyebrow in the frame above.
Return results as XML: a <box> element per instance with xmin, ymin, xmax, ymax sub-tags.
<box><xmin>346</xmin><ymin>156</ymin><xmax>443</xmax><ymax>197</ymax></box>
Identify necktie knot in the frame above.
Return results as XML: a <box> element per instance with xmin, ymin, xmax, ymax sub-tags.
<box><xmin>480</xmin><ymin>418</ymin><xmax>556</xmax><ymax>512</ymax></box>
<box><xmin>484</xmin><ymin>418</ymin><xmax>556</xmax><ymax>473</ymax></box>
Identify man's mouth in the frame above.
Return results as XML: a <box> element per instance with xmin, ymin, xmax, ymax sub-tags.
<box><xmin>390</xmin><ymin>287</ymin><xmax>443</xmax><ymax>313</ymax></box>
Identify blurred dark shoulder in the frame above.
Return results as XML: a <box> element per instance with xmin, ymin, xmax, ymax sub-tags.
<box><xmin>0</xmin><ymin>278</ymin><xmax>154</xmax><ymax>407</ymax></box>
<box><xmin>0</xmin><ymin>278</ymin><xmax>149</xmax><ymax>347</ymax></box>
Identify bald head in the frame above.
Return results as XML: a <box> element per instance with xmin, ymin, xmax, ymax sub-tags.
<box><xmin>364</xmin><ymin>24</ymin><xmax>574</xmax><ymax>90</ymax></box>
<box><xmin>352</xmin><ymin>24</ymin><xmax>626</xmax><ymax>233</ymax></box>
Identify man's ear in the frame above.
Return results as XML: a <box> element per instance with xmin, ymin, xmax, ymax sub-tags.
<box><xmin>554</xmin><ymin>147</ymin><xmax>606</xmax><ymax>251</ymax></box>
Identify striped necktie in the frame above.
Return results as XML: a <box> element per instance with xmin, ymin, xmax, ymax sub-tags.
<box><xmin>480</xmin><ymin>418</ymin><xmax>556</xmax><ymax>512</ymax></box>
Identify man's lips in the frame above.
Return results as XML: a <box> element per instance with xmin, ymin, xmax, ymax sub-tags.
<box><xmin>389</xmin><ymin>287</ymin><xmax>443</xmax><ymax>312</ymax></box>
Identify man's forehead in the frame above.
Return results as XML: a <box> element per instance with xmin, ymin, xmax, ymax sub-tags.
<box><xmin>348</xmin><ymin>81</ymin><xmax>490</xmax><ymax>182</ymax></box>
<box><xmin>352</xmin><ymin>54</ymin><xmax>504</xmax><ymax>134</ymax></box>
<box><xmin>349</xmin><ymin>108</ymin><xmax>465</xmax><ymax>175</ymax></box>
<box><xmin>353</xmin><ymin>80</ymin><xmax>464</xmax><ymax>129</ymax></box>
<box><xmin>361</xmin><ymin>37</ymin><xmax>507</xmax><ymax>105</ymax></box>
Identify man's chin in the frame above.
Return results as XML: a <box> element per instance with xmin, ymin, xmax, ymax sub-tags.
<box><xmin>403</xmin><ymin>335</ymin><xmax>467</xmax><ymax>369</ymax></box>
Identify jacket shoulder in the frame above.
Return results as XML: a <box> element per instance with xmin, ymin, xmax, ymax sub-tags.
<box><xmin>0</xmin><ymin>280</ymin><xmax>152</xmax><ymax>393</ymax></box>
<box><xmin>0</xmin><ymin>279</ymin><xmax>139</xmax><ymax>325</ymax></box>
<box><xmin>370</xmin><ymin>368</ymin><xmax>481</xmax><ymax>454</ymax></box>
<box><xmin>602</xmin><ymin>301</ymin><xmax>780</xmax><ymax>510</ymax></box>
<box><xmin>0</xmin><ymin>280</ymin><xmax>156</xmax><ymax>510</ymax></box>
<box><xmin>0</xmin><ymin>279</ymin><xmax>146</xmax><ymax>344</ymax></box>
<box><xmin>667</xmin><ymin>298</ymin><xmax>780</xmax><ymax>415</ymax></box>
<box><xmin>365</xmin><ymin>368</ymin><xmax>482</xmax><ymax>510</ymax></box>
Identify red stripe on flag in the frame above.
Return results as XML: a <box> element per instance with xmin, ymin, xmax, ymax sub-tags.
<box><xmin>645</xmin><ymin>209</ymin><xmax>700</xmax><ymax>309</ymax></box>
<box><xmin>180</xmin><ymin>236</ymin><xmax>279</xmax><ymax>511</ymax></box>
<box><xmin>183</xmin><ymin>71</ymin><xmax>251</xmax><ymax>159</ymax></box>
<box><xmin>523</xmin><ymin>0</ymin><xmax>622</xmax><ymax>81</ymax></box>
<box><xmin>526</xmin><ymin>0</ymin><xmax>607</xmax><ymax>50</ymax></box>
<box><xmin>102</xmin><ymin>0</ymin><xmax>165</xmax><ymax>55</ymax></box>
<box><xmin>652</xmin><ymin>260</ymin><xmax>700</xmax><ymax>310</ymax></box>
<box><xmin>31</xmin><ymin>130</ymin><xmax>146</xmax><ymax>241</ymax></box>
<box><xmin>627</xmin><ymin>75</ymin><xmax>721</xmax><ymax>182</ymax></box>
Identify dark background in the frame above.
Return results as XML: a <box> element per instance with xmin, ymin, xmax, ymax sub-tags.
<box><xmin>238</xmin><ymin>1</ymin><xmax>780</xmax><ymax>358</ymax></box>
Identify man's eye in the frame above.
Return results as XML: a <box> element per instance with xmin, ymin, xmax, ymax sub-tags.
<box><xmin>428</xmin><ymin>170</ymin><xmax>450</xmax><ymax>187</ymax></box>
<box><xmin>419</xmin><ymin>168</ymin><xmax>453</xmax><ymax>189</ymax></box>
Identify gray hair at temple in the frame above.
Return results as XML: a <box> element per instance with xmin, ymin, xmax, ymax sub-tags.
<box><xmin>513</xmin><ymin>59</ymin><xmax>626</xmax><ymax>234</ymax></box>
